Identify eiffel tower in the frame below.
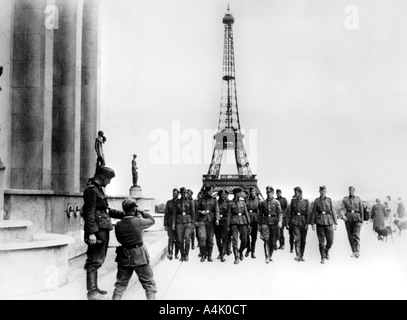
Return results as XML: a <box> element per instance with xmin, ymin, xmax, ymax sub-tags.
<box><xmin>202</xmin><ymin>6</ymin><xmax>262</xmax><ymax>198</ymax></box>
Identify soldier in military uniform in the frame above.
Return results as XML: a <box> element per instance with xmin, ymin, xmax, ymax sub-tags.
<box><xmin>259</xmin><ymin>186</ymin><xmax>283</xmax><ymax>263</ymax></box>
<box><xmin>227</xmin><ymin>187</ymin><xmax>251</xmax><ymax>264</ymax></box>
<box><xmin>187</xmin><ymin>189</ymin><xmax>196</xmax><ymax>250</ymax></box>
<box><xmin>286</xmin><ymin>187</ymin><xmax>311</xmax><ymax>262</ymax></box>
<box><xmin>341</xmin><ymin>186</ymin><xmax>364</xmax><ymax>258</ymax></box>
<box><xmin>311</xmin><ymin>186</ymin><xmax>338</xmax><ymax>264</ymax></box>
<box><xmin>215</xmin><ymin>190</ymin><xmax>230</xmax><ymax>262</ymax></box>
<box><xmin>196</xmin><ymin>186</ymin><xmax>220</xmax><ymax>262</ymax></box>
<box><xmin>83</xmin><ymin>167</ymin><xmax>125</xmax><ymax>300</ymax></box>
<box><xmin>276</xmin><ymin>189</ymin><xmax>288</xmax><ymax>250</ymax></box>
<box><xmin>164</xmin><ymin>189</ymin><xmax>180</xmax><ymax>260</ymax></box>
<box><xmin>112</xmin><ymin>198</ymin><xmax>157</xmax><ymax>300</ymax></box>
<box><xmin>245</xmin><ymin>187</ymin><xmax>261</xmax><ymax>259</ymax></box>
<box><xmin>172</xmin><ymin>187</ymin><xmax>195</xmax><ymax>262</ymax></box>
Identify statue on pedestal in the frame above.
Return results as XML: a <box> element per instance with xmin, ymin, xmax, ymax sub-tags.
<box><xmin>132</xmin><ymin>154</ymin><xmax>139</xmax><ymax>187</ymax></box>
<box><xmin>95</xmin><ymin>130</ymin><xmax>106</xmax><ymax>174</ymax></box>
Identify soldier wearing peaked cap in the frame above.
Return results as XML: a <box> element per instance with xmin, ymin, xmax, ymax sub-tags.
<box><xmin>112</xmin><ymin>198</ymin><xmax>157</xmax><ymax>300</ymax></box>
<box><xmin>196</xmin><ymin>186</ymin><xmax>220</xmax><ymax>262</ymax></box>
<box><xmin>245</xmin><ymin>187</ymin><xmax>261</xmax><ymax>259</ymax></box>
<box><xmin>276</xmin><ymin>189</ymin><xmax>288</xmax><ymax>251</ymax></box>
<box><xmin>187</xmin><ymin>189</ymin><xmax>196</xmax><ymax>251</ymax></box>
<box><xmin>341</xmin><ymin>186</ymin><xmax>364</xmax><ymax>258</ymax></box>
<box><xmin>215</xmin><ymin>190</ymin><xmax>230</xmax><ymax>262</ymax></box>
<box><xmin>83</xmin><ymin>167</ymin><xmax>125</xmax><ymax>300</ymax></box>
<box><xmin>286</xmin><ymin>186</ymin><xmax>311</xmax><ymax>262</ymax></box>
<box><xmin>227</xmin><ymin>187</ymin><xmax>251</xmax><ymax>264</ymax></box>
<box><xmin>164</xmin><ymin>188</ymin><xmax>180</xmax><ymax>260</ymax></box>
<box><xmin>311</xmin><ymin>186</ymin><xmax>338</xmax><ymax>264</ymax></box>
<box><xmin>172</xmin><ymin>187</ymin><xmax>195</xmax><ymax>262</ymax></box>
<box><xmin>259</xmin><ymin>186</ymin><xmax>283</xmax><ymax>263</ymax></box>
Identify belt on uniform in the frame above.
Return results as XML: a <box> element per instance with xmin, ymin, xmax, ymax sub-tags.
<box><xmin>263</xmin><ymin>214</ymin><xmax>276</xmax><ymax>217</ymax></box>
<box><xmin>178</xmin><ymin>213</ymin><xmax>190</xmax><ymax>216</ymax></box>
<box><xmin>347</xmin><ymin>211</ymin><xmax>359</xmax><ymax>214</ymax></box>
<box><xmin>219</xmin><ymin>214</ymin><xmax>227</xmax><ymax>218</ymax></box>
<box><xmin>233</xmin><ymin>213</ymin><xmax>243</xmax><ymax>216</ymax></box>
<box><xmin>249</xmin><ymin>210</ymin><xmax>258</xmax><ymax>213</ymax></box>
<box><xmin>296</xmin><ymin>213</ymin><xmax>306</xmax><ymax>216</ymax></box>
<box><xmin>318</xmin><ymin>211</ymin><xmax>331</xmax><ymax>215</ymax></box>
<box><xmin>125</xmin><ymin>243</ymin><xmax>143</xmax><ymax>249</ymax></box>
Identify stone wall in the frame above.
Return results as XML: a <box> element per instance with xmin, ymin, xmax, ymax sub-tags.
<box><xmin>4</xmin><ymin>190</ymin><xmax>86</xmax><ymax>259</ymax></box>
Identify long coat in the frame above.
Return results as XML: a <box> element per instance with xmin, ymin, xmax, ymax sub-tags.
<box><xmin>371</xmin><ymin>203</ymin><xmax>388</xmax><ymax>231</ymax></box>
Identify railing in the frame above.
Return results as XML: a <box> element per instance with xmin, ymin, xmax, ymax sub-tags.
<box><xmin>203</xmin><ymin>174</ymin><xmax>257</xmax><ymax>180</ymax></box>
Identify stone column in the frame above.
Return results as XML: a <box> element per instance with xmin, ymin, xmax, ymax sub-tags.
<box><xmin>0</xmin><ymin>160</ymin><xmax>5</xmax><ymax>220</ymax></box>
<box><xmin>0</xmin><ymin>0</ymin><xmax>15</xmax><ymax>189</ymax></box>
<box><xmin>52</xmin><ymin>0</ymin><xmax>83</xmax><ymax>193</ymax></box>
<box><xmin>11</xmin><ymin>0</ymin><xmax>55</xmax><ymax>190</ymax></box>
<box><xmin>80</xmin><ymin>0</ymin><xmax>101</xmax><ymax>191</ymax></box>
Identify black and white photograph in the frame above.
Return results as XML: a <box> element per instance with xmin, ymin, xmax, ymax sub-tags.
<box><xmin>0</xmin><ymin>0</ymin><xmax>407</xmax><ymax>306</ymax></box>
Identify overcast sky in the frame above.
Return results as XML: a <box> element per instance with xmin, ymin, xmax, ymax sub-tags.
<box><xmin>100</xmin><ymin>0</ymin><xmax>407</xmax><ymax>204</ymax></box>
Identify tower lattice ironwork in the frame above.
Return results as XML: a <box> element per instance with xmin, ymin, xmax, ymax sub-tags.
<box><xmin>202</xmin><ymin>6</ymin><xmax>262</xmax><ymax>198</ymax></box>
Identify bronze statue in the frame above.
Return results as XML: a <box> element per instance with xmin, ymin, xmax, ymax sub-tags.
<box><xmin>95</xmin><ymin>131</ymin><xmax>106</xmax><ymax>173</ymax></box>
<box><xmin>132</xmin><ymin>154</ymin><xmax>139</xmax><ymax>187</ymax></box>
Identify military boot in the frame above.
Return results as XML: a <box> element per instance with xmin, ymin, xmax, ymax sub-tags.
<box><xmin>112</xmin><ymin>292</ymin><xmax>122</xmax><ymax>300</ymax></box>
<box><xmin>86</xmin><ymin>271</ymin><xmax>105</xmax><ymax>300</ymax></box>
<box><xmin>167</xmin><ymin>242</ymin><xmax>174</xmax><ymax>260</ymax></box>
<box><xmin>184</xmin><ymin>244</ymin><xmax>190</xmax><ymax>262</ymax></box>
<box><xmin>220</xmin><ymin>246</ymin><xmax>226</xmax><ymax>262</ymax></box>
<box><xmin>95</xmin><ymin>271</ymin><xmax>108</xmax><ymax>295</ymax></box>
<box><xmin>233</xmin><ymin>248</ymin><xmax>239</xmax><ymax>265</ymax></box>
<box><xmin>146</xmin><ymin>292</ymin><xmax>156</xmax><ymax>300</ymax></box>
<box><xmin>207</xmin><ymin>246</ymin><xmax>213</xmax><ymax>262</ymax></box>
<box><xmin>239</xmin><ymin>248</ymin><xmax>244</xmax><ymax>261</ymax></box>
<box><xmin>294</xmin><ymin>245</ymin><xmax>301</xmax><ymax>262</ymax></box>
<box><xmin>200</xmin><ymin>246</ymin><xmax>206</xmax><ymax>262</ymax></box>
<box><xmin>174</xmin><ymin>242</ymin><xmax>180</xmax><ymax>259</ymax></box>
<box><xmin>251</xmin><ymin>242</ymin><xmax>256</xmax><ymax>259</ymax></box>
<box><xmin>245</xmin><ymin>236</ymin><xmax>251</xmax><ymax>257</ymax></box>
<box><xmin>264</xmin><ymin>242</ymin><xmax>270</xmax><ymax>264</ymax></box>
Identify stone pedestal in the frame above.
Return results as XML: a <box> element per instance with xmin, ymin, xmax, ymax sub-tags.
<box><xmin>129</xmin><ymin>186</ymin><xmax>143</xmax><ymax>198</ymax></box>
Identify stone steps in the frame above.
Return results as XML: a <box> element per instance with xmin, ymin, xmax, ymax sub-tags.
<box><xmin>8</xmin><ymin>230</ymin><xmax>167</xmax><ymax>300</ymax></box>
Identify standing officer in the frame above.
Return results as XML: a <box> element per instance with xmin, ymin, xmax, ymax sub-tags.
<box><xmin>112</xmin><ymin>198</ymin><xmax>157</xmax><ymax>300</ymax></box>
<box><xmin>311</xmin><ymin>186</ymin><xmax>338</xmax><ymax>264</ymax></box>
<box><xmin>245</xmin><ymin>187</ymin><xmax>261</xmax><ymax>259</ymax></box>
<box><xmin>215</xmin><ymin>190</ymin><xmax>230</xmax><ymax>262</ymax></box>
<box><xmin>341</xmin><ymin>186</ymin><xmax>363</xmax><ymax>258</ymax></box>
<box><xmin>164</xmin><ymin>188</ymin><xmax>180</xmax><ymax>260</ymax></box>
<box><xmin>83</xmin><ymin>167</ymin><xmax>125</xmax><ymax>300</ymax></box>
<box><xmin>259</xmin><ymin>186</ymin><xmax>283</xmax><ymax>263</ymax></box>
<box><xmin>187</xmin><ymin>189</ymin><xmax>196</xmax><ymax>250</ymax></box>
<box><xmin>172</xmin><ymin>187</ymin><xmax>195</xmax><ymax>262</ymax></box>
<box><xmin>227</xmin><ymin>187</ymin><xmax>251</xmax><ymax>264</ymax></box>
<box><xmin>276</xmin><ymin>189</ymin><xmax>288</xmax><ymax>250</ymax></box>
<box><xmin>286</xmin><ymin>187</ymin><xmax>311</xmax><ymax>262</ymax></box>
<box><xmin>196</xmin><ymin>186</ymin><xmax>220</xmax><ymax>262</ymax></box>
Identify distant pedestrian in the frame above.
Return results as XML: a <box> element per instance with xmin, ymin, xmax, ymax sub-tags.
<box><xmin>397</xmin><ymin>198</ymin><xmax>405</xmax><ymax>219</ymax></box>
<box><xmin>371</xmin><ymin>198</ymin><xmax>388</xmax><ymax>241</ymax></box>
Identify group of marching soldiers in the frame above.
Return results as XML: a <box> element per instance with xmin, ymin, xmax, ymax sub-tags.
<box><xmin>164</xmin><ymin>185</ymin><xmax>365</xmax><ymax>265</ymax></box>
